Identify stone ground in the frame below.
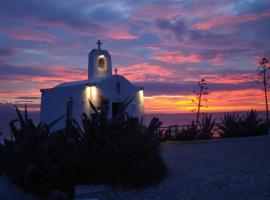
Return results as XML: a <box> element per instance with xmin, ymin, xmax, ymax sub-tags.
<box><xmin>1</xmin><ymin>135</ymin><xmax>270</xmax><ymax>200</ymax></box>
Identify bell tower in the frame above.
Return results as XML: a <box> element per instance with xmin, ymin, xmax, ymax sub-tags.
<box><xmin>88</xmin><ymin>40</ymin><xmax>112</xmax><ymax>80</ymax></box>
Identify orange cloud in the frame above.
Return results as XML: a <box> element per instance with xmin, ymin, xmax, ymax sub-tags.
<box><xmin>195</xmin><ymin>9</ymin><xmax>270</xmax><ymax>30</ymax></box>
<box><xmin>144</xmin><ymin>88</ymin><xmax>265</xmax><ymax>114</ymax></box>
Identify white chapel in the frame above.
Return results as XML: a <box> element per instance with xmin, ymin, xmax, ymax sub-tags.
<box><xmin>40</xmin><ymin>40</ymin><xmax>144</xmax><ymax>130</ymax></box>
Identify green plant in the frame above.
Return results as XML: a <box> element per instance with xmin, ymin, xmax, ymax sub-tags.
<box><xmin>197</xmin><ymin>114</ymin><xmax>215</xmax><ymax>139</ymax></box>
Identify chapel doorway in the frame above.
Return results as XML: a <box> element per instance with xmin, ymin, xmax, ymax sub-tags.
<box><xmin>112</xmin><ymin>102</ymin><xmax>124</xmax><ymax>118</ymax></box>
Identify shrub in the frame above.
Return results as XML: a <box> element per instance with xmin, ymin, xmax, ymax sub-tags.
<box><xmin>217</xmin><ymin>112</ymin><xmax>242</xmax><ymax>137</ymax></box>
<box><xmin>218</xmin><ymin>110</ymin><xmax>268</xmax><ymax>137</ymax></box>
<box><xmin>178</xmin><ymin>122</ymin><xmax>197</xmax><ymax>140</ymax></box>
<box><xmin>0</xmin><ymin>102</ymin><xmax>166</xmax><ymax>198</ymax></box>
<box><xmin>197</xmin><ymin>114</ymin><xmax>215</xmax><ymax>139</ymax></box>
<box><xmin>240</xmin><ymin>110</ymin><xmax>268</xmax><ymax>136</ymax></box>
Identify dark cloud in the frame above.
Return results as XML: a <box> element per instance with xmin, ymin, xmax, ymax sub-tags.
<box><xmin>0</xmin><ymin>63</ymin><xmax>86</xmax><ymax>81</ymax></box>
<box><xmin>0</xmin><ymin>48</ymin><xmax>17</xmax><ymax>57</ymax></box>
<box><xmin>0</xmin><ymin>0</ymin><xmax>102</xmax><ymax>32</ymax></box>
<box><xmin>156</xmin><ymin>16</ymin><xmax>186</xmax><ymax>36</ymax></box>
<box><xmin>0</xmin><ymin>64</ymin><xmax>50</xmax><ymax>79</ymax></box>
<box><xmin>236</xmin><ymin>0</ymin><xmax>270</xmax><ymax>14</ymax></box>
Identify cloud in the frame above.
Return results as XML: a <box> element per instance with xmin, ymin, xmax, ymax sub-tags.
<box><xmin>104</xmin><ymin>27</ymin><xmax>138</xmax><ymax>40</ymax></box>
<box><xmin>156</xmin><ymin>16</ymin><xmax>186</xmax><ymax>35</ymax></box>
<box><xmin>0</xmin><ymin>0</ymin><xmax>269</xmax><ymax>115</ymax></box>
<box><xmin>0</xmin><ymin>48</ymin><xmax>17</xmax><ymax>57</ymax></box>
<box><xmin>0</xmin><ymin>64</ymin><xmax>86</xmax><ymax>84</ymax></box>
<box><xmin>154</xmin><ymin>51</ymin><xmax>203</xmax><ymax>64</ymax></box>
<box><xmin>118</xmin><ymin>63</ymin><xmax>175</xmax><ymax>82</ymax></box>
<box><xmin>139</xmin><ymin>80</ymin><xmax>259</xmax><ymax>96</ymax></box>
<box><xmin>195</xmin><ymin>9</ymin><xmax>270</xmax><ymax>30</ymax></box>
<box><xmin>0</xmin><ymin>26</ymin><xmax>58</xmax><ymax>43</ymax></box>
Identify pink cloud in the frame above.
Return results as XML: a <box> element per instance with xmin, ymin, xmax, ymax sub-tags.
<box><xmin>0</xmin><ymin>65</ymin><xmax>86</xmax><ymax>106</ymax></box>
<box><xmin>104</xmin><ymin>27</ymin><xmax>137</xmax><ymax>40</ymax></box>
<box><xmin>195</xmin><ymin>9</ymin><xmax>270</xmax><ymax>30</ymax></box>
<box><xmin>118</xmin><ymin>63</ymin><xmax>175</xmax><ymax>82</ymax></box>
<box><xmin>154</xmin><ymin>51</ymin><xmax>202</xmax><ymax>64</ymax></box>
<box><xmin>144</xmin><ymin>45</ymin><xmax>160</xmax><ymax>51</ymax></box>
<box><xmin>201</xmin><ymin>73</ymin><xmax>256</xmax><ymax>84</ymax></box>
<box><xmin>0</xmin><ymin>26</ymin><xmax>58</xmax><ymax>43</ymax></box>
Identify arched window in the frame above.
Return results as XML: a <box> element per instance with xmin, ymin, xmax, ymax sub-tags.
<box><xmin>98</xmin><ymin>57</ymin><xmax>105</xmax><ymax>69</ymax></box>
<box><xmin>116</xmin><ymin>82</ymin><xmax>120</xmax><ymax>95</ymax></box>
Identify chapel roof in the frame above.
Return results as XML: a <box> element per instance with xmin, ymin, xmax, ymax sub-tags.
<box><xmin>56</xmin><ymin>76</ymin><xmax>108</xmax><ymax>87</ymax></box>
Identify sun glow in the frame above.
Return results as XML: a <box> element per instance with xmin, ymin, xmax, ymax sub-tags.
<box><xmin>144</xmin><ymin>89</ymin><xmax>265</xmax><ymax>114</ymax></box>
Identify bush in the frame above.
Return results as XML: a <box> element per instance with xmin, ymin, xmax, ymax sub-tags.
<box><xmin>217</xmin><ymin>112</ymin><xmax>242</xmax><ymax>138</ymax></box>
<box><xmin>178</xmin><ymin>122</ymin><xmax>197</xmax><ymax>140</ymax></box>
<box><xmin>0</xmin><ymin>103</ymin><xmax>166</xmax><ymax>198</ymax></box>
<box><xmin>218</xmin><ymin>110</ymin><xmax>268</xmax><ymax>138</ymax></box>
<box><xmin>197</xmin><ymin>114</ymin><xmax>215</xmax><ymax>139</ymax></box>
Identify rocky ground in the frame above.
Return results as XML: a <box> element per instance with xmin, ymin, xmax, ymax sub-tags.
<box><xmin>1</xmin><ymin>135</ymin><xmax>270</xmax><ymax>200</ymax></box>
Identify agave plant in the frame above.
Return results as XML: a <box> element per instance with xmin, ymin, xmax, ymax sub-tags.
<box><xmin>217</xmin><ymin>111</ymin><xmax>268</xmax><ymax>138</ymax></box>
<box><xmin>240</xmin><ymin>110</ymin><xmax>267</xmax><ymax>136</ymax></box>
<box><xmin>0</xmin><ymin>100</ymin><xmax>166</xmax><ymax>198</ymax></box>
<box><xmin>217</xmin><ymin>112</ymin><xmax>242</xmax><ymax>137</ymax></box>
<box><xmin>197</xmin><ymin>114</ymin><xmax>215</xmax><ymax>139</ymax></box>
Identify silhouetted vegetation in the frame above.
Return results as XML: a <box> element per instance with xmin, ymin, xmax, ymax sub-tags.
<box><xmin>257</xmin><ymin>57</ymin><xmax>270</xmax><ymax>123</ymax></box>
<box><xmin>0</xmin><ymin>102</ymin><xmax>166</xmax><ymax>198</ymax></box>
<box><xmin>218</xmin><ymin>110</ymin><xmax>268</xmax><ymax>138</ymax></box>
<box><xmin>157</xmin><ymin>110</ymin><xmax>268</xmax><ymax>141</ymax></box>
<box><xmin>178</xmin><ymin>122</ymin><xmax>197</xmax><ymax>140</ymax></box>
<box><xmin>217</xmin><ymin>112</ymin><xmax>242</xmax><ymax>137</ymax></box>
<box><xmin>197</xmin><ymin>114</ymin><xmax>215</xmax><ymax>139</ymax></box>
<box><xmin>192</xmin><ymin>79</ymin><xmax>208</xmax><ymax>126</ymax></box>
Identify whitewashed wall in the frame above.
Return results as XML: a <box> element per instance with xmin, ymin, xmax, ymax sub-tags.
<box><xmin>40</xmin><ymin>84</ymin><xmax>85</xmax><ymax>131</ymax></box>
<box><xmin>40</xmin><ymin>75</ymin><xmax>144</xmax><ymax>131</ymax></box>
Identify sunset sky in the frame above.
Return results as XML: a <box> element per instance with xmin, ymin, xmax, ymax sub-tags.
<box><xmin>0</xmin><ymin>0</ymin><xmax>270</xmax><ymax>115</ymax></box>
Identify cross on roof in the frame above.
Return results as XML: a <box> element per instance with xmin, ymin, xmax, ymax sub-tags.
<box><xmin>114</xmin><ymin>68</ymin><xmax>118</xmax><ymax>75</ymax></box>
<box><xmin>96</xmin><ymin>40</ymin><xmax>102</xmax><ymax>50</ymax></box>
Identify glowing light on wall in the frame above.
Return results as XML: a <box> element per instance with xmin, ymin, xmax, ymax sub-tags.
<box><xmin>138</xmin><ymin>89</ymin><xmax>144</xmax><ymax>102</ymax></box>
<box><xmin>85</xmin><ymin>85</ymin><xmax>98</xmax><ymax>102</ymax></box>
